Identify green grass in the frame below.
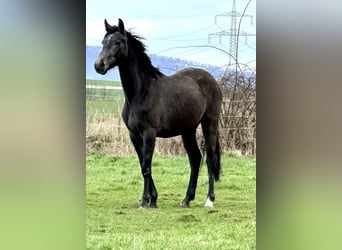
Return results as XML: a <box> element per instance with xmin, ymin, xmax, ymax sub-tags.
<box><xmin>86</xmin><ymin>99</ymin><xmax>124</xmax><ymax>119</ymax></box>
<box><xmin>86</xmin><ymin>89</ymin><xmax>124</xmax><ymax>99</ymax></box>
<box><xmin>86</xmin><ymin>79</ymin><xmax>125</xmax><ymax>118</ymax></box>
<box><xmin>86</xmin><ymin>155</ymin><xmax>256</xmax><ymax>249</ymax></box>
<box><xmin>86</xmin><ymin>79</ymin><xmax>122</xmax><ymax>87</ymax></box>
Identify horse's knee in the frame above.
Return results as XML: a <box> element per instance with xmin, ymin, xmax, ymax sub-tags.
<box><xmin>142</xmin><ymin>167</ymin><xmax>151</xmax><ymax>177</ymax></box>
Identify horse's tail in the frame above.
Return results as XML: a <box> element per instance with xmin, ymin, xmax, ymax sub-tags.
<box><xmin>214</xmin><ymin>134</ymin><xmax>221</xmax><ymax>181</ymax></box>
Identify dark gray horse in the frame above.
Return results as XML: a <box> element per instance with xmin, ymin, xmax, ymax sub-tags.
<box><xmin>95</xmin><ymin>18</ymin><xmax>222</xmax><ymax>208</ymax></box>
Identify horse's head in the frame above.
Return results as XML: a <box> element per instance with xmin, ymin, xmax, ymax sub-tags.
<box><xmin>94</xmin><ymin>18</ymin><xmax>128</xmax><ymax>74</ymax></box>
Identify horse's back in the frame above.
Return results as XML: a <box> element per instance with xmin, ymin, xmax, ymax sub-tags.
<box><xmin>173</xmin><ymin>68</ymin><xmax>220</xmax><ymax>90</ymax></box>
<box><xmin>171</xmin><ymin>68</ymin><xmax>222</xmax><ymax>109</ymax></box>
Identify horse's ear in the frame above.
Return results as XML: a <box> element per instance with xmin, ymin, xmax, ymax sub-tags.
<box><xmin>104</xmin><ymin>19</ymin><xmax>111</xmax><ymax>32</ymax></box>
<box><xmin>118</xmin><ymin>18</ymin><xmax>125</xmax><ymax>34</ymax></box>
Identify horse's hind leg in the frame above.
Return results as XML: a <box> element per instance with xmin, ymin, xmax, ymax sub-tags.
<box><xmin>180</xmin><ymin>129</ymin><xmax>202</xmax><ymax>207</ymax></box>
<box><xmin>202</xmin><ymin>116</ymin><xmax>221</xmax><ymax>208</ymax></box>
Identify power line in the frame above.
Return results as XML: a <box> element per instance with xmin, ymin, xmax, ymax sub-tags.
<box><xmin>154</xmin><ymin>45</ymin><xmax>233</xmax><ymax>57</ymax></box>
<box><xmin>147</xmin><ymin>24</ymin><xmax>215</xmax><ymax>40</ymax></box>
<box><xmin>147</xmin><ymin>37</ymin><xmax>208</xmax><ymax>42</ymax></box>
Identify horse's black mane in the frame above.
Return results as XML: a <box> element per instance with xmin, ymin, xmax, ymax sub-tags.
<box><xmin>125</xmin><ymin>31</ymin><xmax>163</xmax><ymax>78</ymax></box>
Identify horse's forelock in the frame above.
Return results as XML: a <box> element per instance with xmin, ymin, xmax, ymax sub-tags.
<box><xmin>105</xmin><ymin>26</ymin><xmax>119</xmax><ymax>35</ymax></box>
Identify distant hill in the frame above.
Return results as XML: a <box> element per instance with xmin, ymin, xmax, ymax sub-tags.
<box><xmin>86</xmin><ymin>45</ymin><xmax>225</xmax><ymax>81</ymax></box>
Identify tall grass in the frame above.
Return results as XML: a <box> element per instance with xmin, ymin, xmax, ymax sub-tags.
<box><xmin>85</xmin><ymin>79</ymin><xmax>256</xmax><ymax>156</ymax></box>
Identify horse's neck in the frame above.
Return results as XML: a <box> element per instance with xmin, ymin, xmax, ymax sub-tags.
<box><xmin>118</xmin><ymin>55</ymin><xmax>148</xmax><ymax>104</ymax></box>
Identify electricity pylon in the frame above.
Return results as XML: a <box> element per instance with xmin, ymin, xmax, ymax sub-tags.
<box><xmin>208</xmin><ymin>0</ymin><xmax>255</xmax><ymax>76</ymax></box>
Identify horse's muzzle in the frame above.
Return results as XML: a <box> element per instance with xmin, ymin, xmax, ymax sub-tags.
<box><xmin>94</xmin><ymin>59</ymin><xmax>107</xmax><ymax>74</ymax></box>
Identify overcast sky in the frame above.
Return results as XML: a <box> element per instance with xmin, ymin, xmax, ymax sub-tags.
<box><xmin>86</xmin><ymin>0</ymin><xmax>255</xmax><ymax>69</ymax></box>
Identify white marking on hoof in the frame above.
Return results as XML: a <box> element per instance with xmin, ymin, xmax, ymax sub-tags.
<box><xmin>204</xmin><ymin>198</ymin><xmax>214</xmax><ymax>208</ymax></box>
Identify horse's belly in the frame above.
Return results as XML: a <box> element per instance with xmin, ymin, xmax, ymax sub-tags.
<box><xmin>157</xmin><ymin>125</ymin><xmax>197</xmax><ymax>138</ymax></box>
<box><xmin>156</xmin><ymin>129</ymin><xmax>182</xmax><ymax>138</ymax></box>
<box><xmin>158</xmin><ymin>112</ymin><xmax>203</xmax><ymax>138</ymax></box>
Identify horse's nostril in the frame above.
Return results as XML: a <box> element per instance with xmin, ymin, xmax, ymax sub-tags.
<box><xmin>94</xmin><ymin>60</ymin><xmax>105</xmax><ymax>72</ymax></box>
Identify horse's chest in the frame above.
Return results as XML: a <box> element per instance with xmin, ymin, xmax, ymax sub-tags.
<box><xmin>127</xmin><ymin>111</ymin><xmax>141</xmax><ymax>129</ymax></box>
<box><xmin>124</xmin><ymin>108</ymin><xmax>158</xmax><ymax>134</ymax></box>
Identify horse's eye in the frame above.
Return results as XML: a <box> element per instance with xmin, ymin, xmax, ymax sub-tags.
<box><xmin>115</xmin><ymin>41</ymin><xmax>121</xmax><ymax>45</ymax></box>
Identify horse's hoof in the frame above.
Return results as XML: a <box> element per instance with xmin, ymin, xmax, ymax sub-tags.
<box><xmin>179</xmin><ymin>200</ymin><xmax>190</xmax><ymax>208</ymax></box>
<box><xmin>204</xmin><ymin>198</ymin><xmax>214</xmax><ymax>208</ymax></box>
<box><xmin>138</xmin><ymin>203</ymin><xmax>157</xmax><ymax>209</ymax></box>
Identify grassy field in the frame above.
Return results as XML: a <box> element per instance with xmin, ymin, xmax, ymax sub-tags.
<box><xmin>86</xmin><ymin>79</ymin><xmax>124</xmax><ymax>120</ymax></box>
<box><xmin>86</xmin><ymin>154</ymin><xmax>256</xmax><ymax>249</ymax></box>
<box><xmin>86</xmin><ymin>79</ymin><xmax>122</xmax><ymax>87</ymax></box>
<box><xmin>86</xmin><ymin>99</ymin><xmax>124</xmax><ymax>120</ymax></box>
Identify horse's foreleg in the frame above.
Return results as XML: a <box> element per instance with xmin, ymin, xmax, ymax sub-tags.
<box><xmin>141</xmin><ymin>129</ymin><xmax>158</xmax><ymax>208</ymax></box>
<box><xmin>129</xmin><ymin>132</ymin><xmax>143</xmax><ymax>165</ymax></box>
<box><xmin>180</xmin><ymin>130</ymin><xmax>202</xmax><ymax>207</ymax></box>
